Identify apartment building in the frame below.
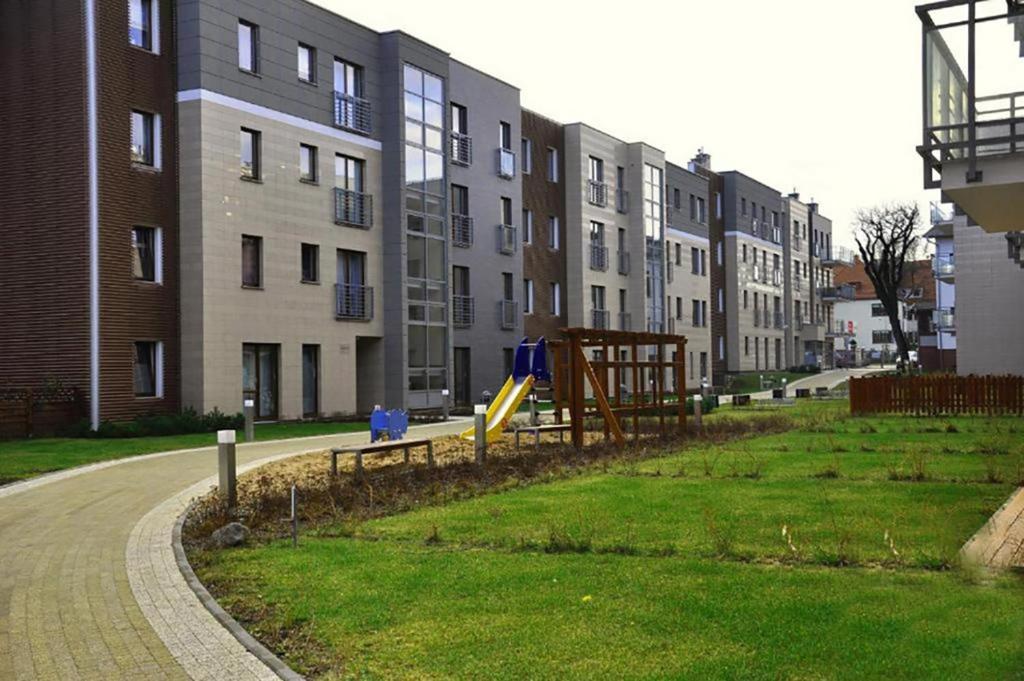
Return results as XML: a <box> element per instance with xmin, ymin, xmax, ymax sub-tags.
<box><xmin>921</xmin><ymin>205</ymin><xmax>957</xmax><ymax>372</ymax></box>
<box><xmin>917</xmin><ymin>0</ymin><xmax>1024</xmax><ymax>375</ymax></box>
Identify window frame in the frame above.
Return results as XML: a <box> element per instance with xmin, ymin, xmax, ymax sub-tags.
<box><xmin>133</xmin><ymin>340</ymin><xmax>163</xmax><ymax>398</ymax></box>
<box><xmin>300</xmin><ymin>242</ymin><xmax>320</xmax><ymax>284</ymax></box>
<box><xmin>240</xmin><ymin>127</ymin><xmax>262</xmax><ymax>181</ymax></box>
<box><xmin>130</xmin><ymin>110</ymin><xmax>160</xmax><ymax>168</ymax></box>
<box><xmin>131</xmin><ymin>225</ymin><xmax>162</xmax><ymax>284</ymax></box>
<box><xmin>521</xmin><ymin>138</ymin><xmax>532</xmax><ymax>174</ymax></box>
<box><xmin>297</xmin><ymin>42</ymin><xmax>317</xmax><ymax>84</ymax></box>
<box><xmin>128</xmin><ymin>0</ymin><xmax>158</xmax><ymax>53</ymax></box>
<box><xmin>299</xmin><ymin>143</ymin><xmax>318</xmax><ymax>184</ymax></box>
<box><xmin>550</xmin><ymin>281</ymin><xmax>561</xmax><ymax>316</ymax></box>
<box><xmin>546</xmin><ymin>147</ymin><xmax>559</xmax><ymax>182</ymax></box>
<box><xmin>238</xmin><ymin>19</ymin><xmax>260</xmax><ymax>74</ymax></box>
<box><xmin>241</xmin><ymin>234</ymin><xmax>263</xmax><ymax>288</ymax></box>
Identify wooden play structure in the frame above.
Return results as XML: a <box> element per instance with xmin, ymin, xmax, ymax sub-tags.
<box><xmin>548</xmin><ymin>328</ymin><xmax>688</xmax><ymax>451</ymax></box>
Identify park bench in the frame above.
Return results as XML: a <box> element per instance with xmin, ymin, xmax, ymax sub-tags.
<box><xmin>732</xmin><ymin>394</ymin><xmax>751</xmax><ymax>406</ymax></box>
<box><xmin>512</xmin><ymin>423</ymin><xmax>572</xmax><ymax>451</ymax></box>
<box><xmin>330</xmin><ymin>438</ymin><xmax>434</xmax><ymax>477</ymax></box>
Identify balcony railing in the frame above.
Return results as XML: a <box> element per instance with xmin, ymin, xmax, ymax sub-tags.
<box><xmin>333</xmin><ymin>92</ymin><xmax>372</xmax><ymax>134</ymax></box>
<box><xmin>821</xmin><ymin>246</ymin><xmax>856</xmax><ymax>267</ymax></box>
<box><xmin>592</xmin><ymin>309</ymin><xmax>610</xmax><ymax>330</ymax></box>
<box><xmin>774</xmin><ymin>312</ymin><xmax>785</xmax><ymax>329</ymax></box>
<box><xmin>772</xmin><ymin>269</ymin><xmax>782</xmax><ymax>287</ymax></box>
<box><xmin>334</xmin><ymin>188</ymin><xmax>373</xmax><ymax>228</ymax></box>
<box><xmin>453</xmin><ymin>294</ymin><xmax>474</xmax><ymax>328</ymax></box>
<box><xmin>826</xmin><ymin>320</ymin><xmax>852</xmax><ymax>338</ymax></box>
<box><xmin>618</xmin><ymin>250</ymin><xmax>631</xmax><ymax>275</ymax></box>
<box><xmin>499</xmin><ymin>299</ymin><xmax>518</xmax><ymax>330</ymax></box>
<box><xmin>618</xmin><ymin>311</ymin><xmax>632</xmax><ymax>331</ymax></box>
<box><xmin>751</xmin><ymin>218</ymin><xmax>762</xmax><ymax>239</ymax></box>
<box><xmin>587</xmin><ymin>180</ymin><xmax>608</xmax><ymax>207</ymax></box>
<box><xmin>754</xmin><ymin>308</ymin><xmax>763</xmax><ymax>328</ymax></box>
<box><xmin>793</xmin><ymin>277</ymin><xmax>802</xmax><ymax>293</ymax></box>
<box><xmin>590</xmin><ymin>243</ymin><xmax>608</xmax><ymax>271</ymax></box>
<box><xmin>616</xmin><ymin>188</ymin><xmax>630</xmax><ymax>214</ymax></box>
<box><xmin>794</xmin><ymin>315</ymin><xmax>804</xmax><ymax>330</ymax></box>
<box><xmin>452</xmin><ymin>214</ymin><xmax>473</xmax><ymax>248</ymax></box>
<box><xmin>752</xmin><ymin>264</ymin><xmax>761</xmax><ymax>282</ymax></box>
<box><xmin>450</xmin><ymin>132</ymin><xmax>472</xmax><ymax>166</ymax></box>
<box><xmin>335</xmin><ymin>283</ymin><xmax>373</xmax><ymax>320</ymax></box>
<box><xmin>934</xmin><ymin>254</ymin><xmax>955</xmax><ymax>280</ymax></box>
<box><xmin>497</xmin><ymin>224</ymin><xmax>517</xmax><ymax>255</ymax></box>
<box><xmin>937</xmin><ymin>308</ymin><xmax>956</xmax><ymax>330</ymax></box>
<box><xmin>497</xmin><ymin>148</ymin><xmax>516</xmax><ymax>179</ymax></box>
<box><xmin>792</xmin><ymin>235</ymin><xmax>803</xmax><ymax>252</ymax></box>
<box><xmin>818</xmin><ymin>284</ymin><xmax>856</xmax><ymax>302</ymax></box>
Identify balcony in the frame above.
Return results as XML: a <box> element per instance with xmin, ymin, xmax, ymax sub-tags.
<box><xmin>591</xmin><ymin>309</ymin><xmax>610</xmax><ymax>330</ymax></box>
<box><xmin>936</xmin><ymin>308</ymin><xmax>956</xmax><ymax>330</ymax></box>
<box><xmin>818</xmin><ymin>284</ymin><xmax>856</xmax><ymax>302</ymax></box>
<box><xmin>497</xmin><ymin>224</ymin><xmax>517</xmax><ymax>255</ymax></box>
<box><xmin>497</xmin><ymin>148</ymin><xmax>516</xmax><ymax>179</ymax></box>
<box><xmin>793</xmin><ymin>277</ymin><xmax>802</xmax><ymax>293</ymax></box>
<box><xmin>499</xmin><ymin>299</ymin><xmax>518</xmax><ymax>330</ymax></box>
<box><xmin>918</xmin><ymin>1</ymin><xmax>1024</xmax><ymax>234</ymax></box>
<box><xmin>752</xmin><ymin>264</ymin><xmax>761</xmax><ymax>282</ymax></box>
<box><xmin>616</xmin><ymin>188</ymin><xmax>630</xmax><ymax>214</ymax></box>
<box><xmin>618</xmin><ymin>250</ymin><xmax>631</xmax><ymax>275</ymax></box>
<box><xmin>590</xmin><ymin>243</ymin><xmax>608</xmax><ymax>271</ymax></box>
<box><xmin>333</xmin><ymin>92</ymin><xmax>372</xmax><ymax>134</ymax></box>
<box><xmin>452</xmin><ymin>214</ymin><xmax>473</xmax><ymax>248</ymax></box>
<box><xmin>792</xmin><ymin>235</ymin><xmax>803</xmax><ymax>252</ymax></box>
<box><xmin>934</xmin><ymin>254</ymin><xmax>955</xmax><ymax>281</ymax></box>
<box><xmin>452</xmin><ymin>294</ymin><xmax>474</xmax><ymax>328</ymax></box>
<box><xmin>826</xmin><ymin>319</ymin><xmax>853</xmax><ymax>338</ymax></box>
<box><xmin>794</xmin><ymin>314</ymin><xmax>805</xmax><ymax>331</ymax></box>
<box><xmin>821</xmin><ymin>246</ymin><xmax>856</xmax><ymax>267</ymax></box>
<box><xmin>587</xmin><ymin>180</ymin><xmax>608</xmax><ymax>207</ymax></box>
<box><xmin>772</xmin><ymin>269</ymin><xmax>782</xmax><ymax>287</ymax></box>
<box><xmin>450</xmin><ymin>132</ymin><xmax>472</xmax><ymax>166</ymax></box>
<box><xmin>335</xmin><ymin>283</ymin><xmax>373</xmax><ymax>321</ymax></box>
<box><xmin>618</xmin><ymin>311</ymin><xmax>632</xmax><ymax>331</ymax></box>
<box><xmin>334</xmin><ymin>188</ymin><xmax>373</xmax><ymax>228</ymax></box>
<box><xmin>774</xmin><ymin>312</ymin><xmax>785</xmax><ymax>329</ymax></box>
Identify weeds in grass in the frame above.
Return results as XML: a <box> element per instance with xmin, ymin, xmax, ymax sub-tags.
<box><xmin>744</xmin><ymin>453</ymin><xmax>764</xmax><ymax>480</ymax></box>
<box><xmin>544</xmin><ymin>523</ymin><xmax>593</xmax><ymax>554</ymax></box>
<box><xmin>781</xmin><ymin>524</ymin><xmax>799</xmax><ymax>559</ymax></box>
<box><xmin>883</xmin><ymin>530</ymin><xmax>901</xmax><ymax>562</ymax></box>
<box><xmin>983</xmin><ymin>457</ymin><xmax>1004</xmax><ymax>484</ymax></box>
<box><xmin>702</xmin><ymin>508</ymin><xmax>734</xmax><ymax>557</ymax></box>
<box><xmin>945</xmin><ymin>423</ymin><xmax>959</xmax><ymax>434</ymax></box>
<box><xmin>888</xmin><ymin>451</ymin><xmax>930</xmax><ymax>482</ymax></box>
<box><xmin>425</xmin><ymin>524</ymin><xmax>442</xmax><ymax>545</ymax></box>
<box><xmin>859</xmin><ymin>423</ymin><xmax>878</xmax><ymax>434</ymax></box>
<box><xmin>814</xmin><ymin>454</ymin><xmax>841</xmax><ymax>479</ymax></box>
<box><xmin>672</xmin><ymin>464</ymin><xmax>688</xmax><ymax>478</ymax></box>
<box><xmin>859</xmin><ymin>444</ymin><xmax>875</xmax><ymax>453</ymax></box>
<box><xmin>827</xmin><ymin>436</ymin><xmax>848</xmax><ymax>453</ymax></box>
<box><xmin>701</xmin><ymin>451</ymin><xmax>722</xmax><ymax>477</ymax></box>
<box><xmin>819</xmin><ymin>496</ymin><xmax>857</xmax><ymax>566</ymax></box>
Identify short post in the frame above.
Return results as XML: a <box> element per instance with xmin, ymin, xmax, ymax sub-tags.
<box><xmin>693</xmin><ymin>395</ymin><xmax>703</xmax><ymax>433</ymax></box>
<box><xmin>441</xmin><ymin>389</ymin><xmax>450</xmax><ymax>422</ymax></box>
<box><xmin>243</xmin><ymin>399</ymin><xmax>255</xmax><ymax>442</ymax></box>
<box><xmin>781</xmin><ymin>378</ymin><xmax>788</xmax><ymax>399</ymax></box>
<box><xmin>474</xmin><ymin>404</ymin><xmax>487</xmax><ymax>465</ymax></box>
<box><xmin>529</xmin><ymin>393</ymin><xmax>539</xmax><ymax>426</ymax></box>
<box><xmin>217</xmin><ymin>430</ymin><xmax>237</xmax><ymax>512</ymax></box>
<box><xmin>290</xmin><ymin>484</ymin><xmax>298</xmax><ymax>549</ymax></box>
<box><xmin>759</xmin><ymin>374</ymin><xmax>764</xmax><ymax>391</ymax></box>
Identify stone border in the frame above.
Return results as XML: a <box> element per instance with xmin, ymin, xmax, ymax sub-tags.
<box><xmin>960</xmin><ymin>485</ymin><xmax>1024</xmax><ymax>568</ymax></box>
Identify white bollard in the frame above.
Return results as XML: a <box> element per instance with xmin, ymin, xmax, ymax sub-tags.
<box><xmin>217</xmin><ymin>430</ymin><xmax>237</xmax><ymax>511</ymax></box>
<box><xmin>243</xmin><ymin>399</ymin><xmax>255</xmax><ymax>442</ymax></box>
<box><xmin>693</xmin><ymin>395</ymin><xmax>703</xmax><ymax>433</ymax></box>
<box><xmin>474</xmin><ymin>404</ymin><xmax>487</xmax><ymax>464</ymax></box>
<box><xmin>441</xmin><ymin>389</ymin><xmax>450</xmax><ymax>422</ymax></box>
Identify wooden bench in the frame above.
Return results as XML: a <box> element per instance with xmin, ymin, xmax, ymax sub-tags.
<box><xmin>330</xmin><ymin>438</ymin><xmax>434</xmax><ymax>477</ymax></box>
<box><xmin>512</xmin><ymin>423</ymin><xmax>572</xmax><ymax>451</ymax></box>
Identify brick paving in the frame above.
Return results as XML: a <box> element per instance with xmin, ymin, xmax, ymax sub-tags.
<box><xmin>0</xmin><ymin>420</ymin><xmax>469</xmax><ymax>680</ymax></box>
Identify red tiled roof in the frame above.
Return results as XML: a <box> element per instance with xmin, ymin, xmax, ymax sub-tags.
<box><xmin>833</xmin><ymin>256</ymin><xmax>935</xmax><ymax>304</ymax></box>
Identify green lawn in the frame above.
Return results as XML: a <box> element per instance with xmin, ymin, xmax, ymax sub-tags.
<box><xmin>194</xmin><ymin>406</ymin><xmax>1024</xmax><ymax>679</ymax></box>
<box><xmin>0</xmin><ymin>420</ymin><xmax>368</xmax><ymax>484</ymax></box>
<box><xmin>725</xmin><ymin>371</ymin><xmax>810</xmax><ymax>394</ymax></box>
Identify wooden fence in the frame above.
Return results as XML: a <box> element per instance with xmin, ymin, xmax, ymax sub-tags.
<box><xmin>850</xmin><ymin>375</ymin><xmax>1024</xmax><ymax>416</ymax></box>
<box><xmin>0</xmin><ymin>387</ymin><xmax>85</xmax><ymax>439</ymax></box>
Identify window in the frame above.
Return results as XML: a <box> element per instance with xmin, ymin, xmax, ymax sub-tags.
<box><xmin>524</xmin><ymin>279</ymin><xmax>534</xmax><ymax>314</ymax></box>
<box><xmin>697</xmin><ymin>197</ymin><xmax>707</xmax><ymax>224</ymax></box>
<box><xmin>335</xmin><ymin>58</ymin><xmax>366</xmax><ymax>130</ymax></box>
<box><xmin>742</xmin><ymin>244</ymin><xmax>747</xmax><ymax>262</ymax></box>
<box><xmin>298</xmin><ymin>43</ymin><xmax>316</xmax><ymax>83</ymax></box>
<box><xmin>128</xmin><ymin>0</ymin><xmax>155</xmax><ymax>51</ymax></box>
<box><xmin>499</xmin><ymin>121</ymin><xmax>512</xmax><ymax>150</ymax></box>
<box><xmin>133</xmin><ymin>341</ymin><xmax>162</xmax><ymax>398</ymax></box>
<box><xmin>592</xmin><ymin>285</ymin><xmax>606</xmax><ymax>310</ymax></box>
<box><xmin>673</xmin><ymin>188</ymin><xmax>681</xmax><ymax>210</ymax></box>
<box><xmin>550</xmin><ymin>282</ymin><xmax>561</xmax><ymax>316</ymax></box>
<box><xmin>335</xmin><ymin>153</ymin><xmax>365</xmax><ymax>190</ymax></box>
<box><xmin>502</xmin><ymin>272</ymin><xmax>514</xmax><ymax>302</ymax></box>
<box><xmin>701</xmin><ymin>301</ymin><xmax>708</xmax><ymax>327</ymax></box>
<box><xmin>743</xmin><ymin>290</ymin><xmax>748</xmax><ymax>309</ymax></box>
<box><xmin>302</xmin><ymin>345</ymin><xmax>319</xmax><ymax>417</ymax></box>
<box><xmin>742</xmin><ymin>198</ymin><xmax>747</xmax><ymax>216</ymax></box>
<box><xmin>589</xmin><ymin>220</ymin><xmax>605</xmax><ymax>245</ymax></box>
<box><xmin>692</xmin><ymin>299</ymin><xmax>701</xmax><ymax>327</ymax></box>
<box><xmin>745</xmin><ymin>336</ymin><xmax>750</xmax><ymax>355</ymax></box>
<box><xmin>691</xmin><ymin>247</ymin><xmax>700</xmax><ymax>274</ymax></box>
<box><xmin>718</xmin><ymin>336</ymin><xmax>725</xmax><ymax>360</ymax></box>
<box><xmin>523</xmin><ymin>209</ymin><xmax>533</xmax><ymax>244</ymax></box>
<box><xmin>548</xmin><ymin>216</ymin><xmax>560</xmax><ymax>249</ymax></box>
<box><xmin>676</xmin><ymin>297</ymin><xmax>683</xmax><ymax>320</ymax></box>
<box><xmin>301</xmin><ymin>243</ymin><xmax>319</xmax><ymax>283</ymax></box>
<box><xmin>299</xmin><ymin>144</ymin><xmax>318</xmax><ymax>183</ymax></box>
<box><xmin>240</xmin><ymin>128</ymin><xmax>261</xmax><ymax>180</ymax></box>
<box><xmin>547</xmin><ymin>147</ymin><xmax>559</xmax><ymax>181</ymax></box>
<box><xmin>717</xmin><ymin>241</ymin><xmax>723</xmax><ymax>266</ymax></box>
<box><xmin>242</xmin><ymin>235</ymin><xmax>262</xmax><ymax>287</ymax></box>
<box><xmin>718</xmin><ymin>288</ymin><xmax>724</xmax><ymax>313</ymax></box>
<box><xmin>501</xmin><ymin>197</ymin><xmax>513</xmax><ymax>226</ymax></box>
<box><xmin>871</xmin><ymin>303</ymin><xmax>887</xmax><ymax>317</ymax></box>
<box><xmin>451</xmin><ymin>184</ymin><xmax>469</xmax><ymax>216</ymax></box>
<box><xmin>130</xmin><ymin>110</ymin><xmax>157</xmax><ymax>166</ymax></box>
<box><xmin>521</xmin><ymin>138</ymin><xmax>532</xmax><ymax>174</ymax></box>
<box><xmin>873</xmin><ymin>330</ymin><xmax>894</xmax><ymax>344</ymax></box>
<box><xmin>589</xmin><ymin>156</ymin><xmax>604</xmax><ymax>182</ymax></box>
<box><xmin>689</xmin><ymin>194</ymin><xmax>697</xmax><ymax>220</ymax></box>
<box><xmin>503</xmin><ymin>348</ymin><xmax>514</xmax><ymax>378</ymax></box>
<box><xmin>674</xmin><ymin>243</ymin><xmax>681</xmax><ymax>266</ymax></box>
<box><xmin>716</xmin><ymin>192</ymin><xmax>723</xmax><ymax>219</ymax></box>
<box><xmin>131</xmin><ymin>226</ymin><xmax>160</xmax><ymax>283</ymax></box>
<box><xmin>238</xmin><ymin>20</ymin><xmax>259</xmax><ymax>73</ymax></box>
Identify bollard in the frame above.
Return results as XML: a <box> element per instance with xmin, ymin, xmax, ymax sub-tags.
<box><xmin>441</xmin><ymin>389</ymin><xmax>450</xmax><ymax>422</ymax></box>
<box><xmin>217</xmin><ymin>430</ymin><xmax>237</xmax><ymax>511</ymax></box>
<box><xmin>781</xmin><ymin>378</ymin><xmax>788</xmax><ymax>399</ymax></box>
<box><xmin>474</xmin><ymin>404</ymin><xmax>487</xmax><ymax>465</ymax></box>
<box><xmin>290</xmin><ymin>484</ymin><xmax>298</xmax><ymax>549</ymax></box>
<box><xmin>529</xmin><ymin>393</ymin><xmax>539</xmax><ymax>426</ymax></box>
<box><xmin>243</xmin><ymin>399</ymin><xmax>255</xmax><ymax>442</ymax></box>
<box><xmin>693</xmin><ymin>395</ymin><xmax>703</xmax><ymax>433</ymax></box>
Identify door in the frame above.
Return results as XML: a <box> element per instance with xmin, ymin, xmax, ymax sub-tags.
<box><xmin>453</xmin><ymin>347</ymin><xmax>471</xmax><ymax>406</ymax></box>
<box><xmin>242</xmin><ymin>343</ymin><xmax>278</xmax><ymax>420</ymax></box>
<box><xmin>337</xmin><ymin>250</ymin><xmax>367</xmax><ymax>317</ymax></box>
<box><xmin>302</xmin><ymin>345</ymin><xmax>319</xmax><ymax>417</ymax></box>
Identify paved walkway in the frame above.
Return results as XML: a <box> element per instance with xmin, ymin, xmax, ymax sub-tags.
<box><xmin>0</xmin><ymin>419</ymin><xmax>469</xmax><ymax>680</ymax></box>
<box><xmin>746</xmin><ymin>367</ymin><xmax>882</xmax><ymax>401</ymax></box>
<box><xmin>961</xmin><ymin>486</ymin><xmax>1024</xmax><ymax>570</ymax></box>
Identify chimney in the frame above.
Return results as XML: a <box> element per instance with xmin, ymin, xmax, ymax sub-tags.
<box><xmin>690</xmin><ymin>147</ymin><xmax>711</xmax><ymax>170</ymax></box>
<box><xmin>808</xmin><ymin>199</ymin><xmax>818</xmax><ymax>215</ymax></box>
<box><xmin>788</xmin><ymin>188</ymin><xmax>800</xmax><ymax>201</ymax></box>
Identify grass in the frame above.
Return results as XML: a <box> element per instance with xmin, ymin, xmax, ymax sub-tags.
<box><xmin>193</xmin><ymin>405</ymin><xmax>1024</xmax><ymax>679</ymax></box>
<box><xmin>725</xmin><ymin>371</ymin><xmax>810</xmax><ymax>394</ymax></box>
<box><xmin>0</xmin><ymin>420</ymin><xmax>368</xmax><ymax>484</ymax></box>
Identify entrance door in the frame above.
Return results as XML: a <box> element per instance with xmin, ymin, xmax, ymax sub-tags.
<box><xmin>242</xmin><ymin>343</ymin><xmax>278</xmax><ymax>420</ymax></box>
<box><xmin>302</xmin><ymin>344</ymin><xmax>319</xmax><ymax>417</ymax></box>
<box><xmin>453</xmin><ymin>347</ymin><xmax>471</xmax><ymax>406</ymax></box>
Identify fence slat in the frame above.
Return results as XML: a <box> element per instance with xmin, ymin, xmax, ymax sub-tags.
<box><xmin>849</xmin><ymin>375</ymin><xmax>1024</xmax><ymax>416</ymax></box>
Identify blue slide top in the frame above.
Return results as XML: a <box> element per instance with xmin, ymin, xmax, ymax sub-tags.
<box><xmin>512</xmin><ymin>337</ymin><xmax>532</xmax><ymax>381</ymax></box>
<box><xmin>531</xmin><ymin>337</ymin><xmax>551</xmax><ymax>382</ymax></box>
<box><xmin>512</xmin><ymin>337</ymin><xmax>552</xmax><ymax>382</ymax></box>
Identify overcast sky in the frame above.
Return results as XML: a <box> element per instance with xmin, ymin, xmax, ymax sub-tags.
<box><xmin>313</xmin><ymin>0</ymin><xmax>1003</xmax><ymax>249</ymax></box>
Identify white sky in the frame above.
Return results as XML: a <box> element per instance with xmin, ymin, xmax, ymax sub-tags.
<box><xmin>314</xmin><ymin>0</ymin><xmax>1020</xmax><ymax>249</ymax></box>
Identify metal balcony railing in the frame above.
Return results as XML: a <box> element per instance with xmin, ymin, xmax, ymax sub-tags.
<box><xmin>452</xmin><ymin>295</ymin><xmax>474</xmax><ymax>327</ymax></box>
<box><xmin>618</xmin><ymin>311</ymin><xmax>632</xmax><ymax>331</ymax></box>
<box><xmin>937</xmin><ymin>308</ymin><xmax>955</xmax><ymax>330</ymax></box>
<box><xmin>497</xmin><ymin>148</ymin><xmax>516</xmax><ymax>179</ymax></box>
<box><xmin>793</xmin><ymin>277</ymin><xmax>802</xmax><ymax>293</ymax></box>
<box><xmin>587</xmin><ymin>180</ymin><xmax>608</xmax><ymax>207</ymax></box>
<box><xmin>774</xmin><ymin>312</ymin><xmax>785</xmax><ymax>329</ymax></box>
<box><xmin>590</xmin><ymin>243</ymin><xmax>608</xmax><ymax>271</ymax></box>
<box><xmin>334</xmin><ymin>188</ymin><xmax>373</xmax><ymax>228</ymax></box>
<box><xmin>497</xmin><ymin>224</ymin><xmax>517</xmax><ymax>255</ymax></box>
<box><xmin>818</xmin><ymin>284</ymin><xmax>856</xmax><ymax>301</ymax></box>
<box><xmin>754</xmin><ymin>308</ymin><xmax>763</xmax><ymax>327</ymax></box>
<box><xmin>333</xmin><ymin>92</ymin><xmax>372</xmax><ymax>134</ymax></box>
<box><xmin>752</xmin><ymin>264</ymin><xmax>761</xmax><ymax>282</ymax></box>
<box><xmin>499</xmin><ymin>299</ymin><xmax>518</xmax><ymax>330</ymax></box>
<box><xmin>616</xmin><ymin>188</ymin><xmax>630</xmax><ymax>214</ymax></box>
<box><xmin>618</xmin><ymin>250</ymin><xmax>631</xmax><ymax>275</ymax></box>
<box><xmin>792</xmin><ymin>235</ymin><xmax>803</xmax><ymax>252</ymax></box>
<box><xmin>772</xmin><ymin>269</ymin><xmax>782</xmax><ymax>287</ymax></box>
<box><xmin>592</xmin><ymin>309</ymin><xmax>610</xmax><ymax>330</ymax></box>
<box><xmin>794</xmin><ymin>315</ymin><xmax>804</xmax><ymax>330</ymax></box>
<box><xmin>450</xmin><ymin>132</ymin><xmax>472</xmax><ymax>166</ymax></box>
<box><xmin>821</xmin><ymin>246</ymin><xmax>855</xmax><ymax>267</ymax></box>
<box><xmin>934</xmin><ymin>254</ymin><xmax>955</xmax><ymax>280</ymax></box>
<box><xmin>771</xmin><ymin>226</ymin><xmax>782</xmax><ymax>244</ymax></box>
<box><xmin>451</xmin><ymin>214</ymin><xmax>473</xmax><ymax>248</ymax></box>
<box><xmin>335</xmin><ymin>283</ymin><xmax>373</xmax><ymax>320</ymax></box>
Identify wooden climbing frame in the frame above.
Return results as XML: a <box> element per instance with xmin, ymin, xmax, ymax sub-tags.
<box><xmin>548</xmin><ymin>328</ymin><xmax>688</xmax><ymax>451</ymax></box>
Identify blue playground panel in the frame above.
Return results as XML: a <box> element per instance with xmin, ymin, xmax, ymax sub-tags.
<box><xmin>370</xmin><ymin>407</ymin><xmax>409</xmax><ymax>442</ymax></box>
<box><xmin>512</xmin><ymin>336</ymin><xmax>551</xmax><ymax>383</ymax></box>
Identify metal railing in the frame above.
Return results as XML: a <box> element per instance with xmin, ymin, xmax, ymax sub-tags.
<box><xmin>497</xmin><ymin>148</ymin><xmax>516</xmax><ymax>179</ymax></box>
<box><xmin>754</xmin><ymin>308</ymin><xmax>763</xmax><ymax>327</ymax></box>
<box><xmin>752</xmin><ymin>264</ymin><xmax>761</xmax><ymax>282</ymax></box>
<box><xmin>452</xmin><ymin>295</ymin><xmax>474</xmax><ymax>327</ymax></box>
<box><xmin>792</xmin><ymin>235</ymin><xmax>803</xmax><ymax>252</ymax></box>
<box><xmin>774</xmin><ymin>312</ymin><xmax>785</xmax><ymax>329</ymax></box>
<box><xmin>618</xmin><ymin>311</ymin><xmax>632</xmax><ymax>331</ymax></box>
<box><xmin>772</xmin><ymin>269</ymin><xmax>782</xmax><ymax>287</ymax></box>
<box><xmin>821</xmin><ymin>246</ymin><xmax>856</xmax><ymax>267</ymax></box>
<box><xmin>934</xmin><ymin>254</ymin><xmax>955</xmax><ymax>279</ymax></box>
<box><xmin>590</xmin><ymin>243</ymin><xmax>608</xmax><ymax>271</ymax></box>
<box><xmin>333</xmin><ymin>92</ymin><xmax>372</xmax><ymax>134</ymax></box>
<box><xmin>450</xmin><ymin>132</ymin><xmax>472</xmax><ymax>166</ymax></box>
<box><xmin>335</xmin><ymin>283</ymin><xmax>373</xmax><ymax>320</ymax></box>
<box><xmin>937</xmin><ymin>308</ymin><xmax>955</xmax><ymax>330</ymax></box>
<box><xmin>499</xmin><ymin>299</ymin><xmax>518</xmax><ymax>330</ymax></box>
<box><xmin>497</xmin><ymin>224</ymin><xmax>517</xmax><ymax>255</ymax></box>
<box><xmin>616</xmin><ymin>188</ymin><xmax>630</xmax><ymax>214</ymax></box>
<box><xmin>618</xmin><ymin>250</ymin><xmax>631</xmax><ymax>275</ymax></box>
<box><xmin>751</xmin><ymin>218</ymin><xmax>762</xmax><ymax>238</ymax></box>
<box><xmin>818</xmin><ymin>284</ymin><xmax>856</xmax><ymax>301</ymax></box>
<box><xmin>587</xmin><ymin>180</ymin><xmax>608</xmax><ymax>207</ymax></box>
<box><xmin>591</xmin><ymin>309</ymin><xmax>610</xmax><ymax>330</ymax></box>
<box><xmin>451</xmin><ymin>214</ymin><xmax>473</xmax><ymax>248</ymax></box>
<box><xmin>334</xmin><ymin>188</ymin><xmax>373</xmax><ymax>228</ymax></box>
<box><xmin>793</xmin><ymin>277</ymin><xmax>802</xmax><ymax>293</ymax></box>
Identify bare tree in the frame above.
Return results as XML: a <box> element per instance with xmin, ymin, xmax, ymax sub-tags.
<box><xmin>853</xmin><ymin>203</ymin><xmax>921</xmax><ymax>365</ymax></box>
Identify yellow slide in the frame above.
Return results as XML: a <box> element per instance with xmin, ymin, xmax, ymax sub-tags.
<box><xmin>460</xmin><ymin>374</ymin><xmax>536</xmax><ymax>443</ymax></box>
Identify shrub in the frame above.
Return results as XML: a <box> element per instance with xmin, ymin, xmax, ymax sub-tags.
<box><xmin>61</xmin><ymin>407</ymin><xmax>245</xmax><ymax>439</ymax></box>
